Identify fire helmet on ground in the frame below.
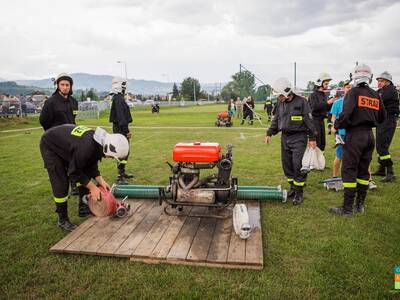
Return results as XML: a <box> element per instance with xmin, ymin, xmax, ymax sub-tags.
<box><xmin>112</xmin><ymin>76</ymin><xmax>127</xmax><ymax>94</ymax></box>
<box><xmin>315</xmin><ymin>72</ymin><xmax>332</xmax><ymax>87</ymax></box>
<box><xmin>272</xmin><ymin>77</ymin><xmax>292</xmax><ymax>97</ymax></box>
<box><xmin>93</xmin><ymin>127</ymin><xmax>129</xmax><ymax>160</ymax></box>
<box><xmin>352</xmin><ymin>63</ymin><xmax>373</xmax><ymax>85</ymax></box>
<box><xmin>376</xmin><ymin>71</ymin><xmax>392</xmax><ymax>83</ymax></box>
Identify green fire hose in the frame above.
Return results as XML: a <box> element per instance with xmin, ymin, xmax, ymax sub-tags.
<box><xmin>112</xmin><ymin>185</ymin><xmax>286</xmax><ymax>201</ymax></box>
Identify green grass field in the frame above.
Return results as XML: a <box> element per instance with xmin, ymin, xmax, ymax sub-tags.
<box><xmin>0</xmin><ymin>104</ymin><xmax>399</xmax><ymax>299</ymax></box>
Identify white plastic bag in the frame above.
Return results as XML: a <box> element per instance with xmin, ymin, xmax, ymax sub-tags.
<box><xmin>301</xmin><ymin>146</ymin><xmax>325</xmax><ymax>173</ymax></box>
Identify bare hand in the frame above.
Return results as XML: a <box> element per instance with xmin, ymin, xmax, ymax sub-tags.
<box><xmin>89</xmin><ymin>185</ymin><xmax>102</xmax><ymax>201</ymax></box>
<box><xmin>127</xmin><ymin>132</ymin><xmax>132</xmax><ymax>140</ymax></box>
<box><xmin>327</xmin><ymin>98</ymin><xmax>335</xmax><ymax>105</ymax></box>
<box><xmin>96</xmin><ymin>176</ymin><xmax>110</xmax><ymax>191</ymax></box>
<box><xmin>265</xmin><ymin>136</ymin><xmax>272</xmax><ymax>144</ymax></box>
<box><xmin>309</xmin><ymin>140</ymin><xmax>317</xmax><ymax>149</ymax></box>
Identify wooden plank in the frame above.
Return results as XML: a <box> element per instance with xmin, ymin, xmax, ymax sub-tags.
<box><xmin>82</xmin><ymin>200</ymin><xmax>145</xmax><ymax>254</ymax></box>
<box><xmin>166</xmin><ymin>207</ymin><xmax>205</xmax><ymax>261</ymax></box>
<box><xmin>97</xmin><ymin>200</ymin><xmax>155</xmax><ymax>255</ymax></box>
<box><xmin>129</xmin><ymin>257</ymin><xmax>263</xmax><ymax>270</ymax></box>
<box><xmin>226</xmin><ymin>202</ymin><xmax>246</xmax><ymax>264</ymax></box>
<box><xmin>64</xmin><ymin>216</ymin><xmax>113</xmax><ymax>253</ymax></box>
<box><xmin>245</xmin><ymin>201</ymin><xmax>263</xmax><ymax>266</ymax></box>
<box><xmin>186</xmin><ymin>216</ymin><xmax>217</xmax><ymax>262</ymax></box>
<box><xmin>115</xmin><ymin>203</ymin><xmax>165</xmax><ymax>257</ymax></box>
<box><xmin>133</xmin><ymin>207</ymin><xmax>175</xmax><ymax>258</ymax></box>
<box><xmin>50</xmin><ymin>216</ymin><xmax>99</xmax><ymax>252</ymax></box>
<box><xmin>206</xmin><ymin>216</ymin><xmax>233</xmax><ymax>264</ymax></box>
<box><xmin>150</xmin><ymin>206</ymin><xmax>191</xmax><ymax>259</ymax></box>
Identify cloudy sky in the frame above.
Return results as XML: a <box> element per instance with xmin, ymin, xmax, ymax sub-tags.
<box><xmin>0</xmin><ymin>0</ymin><xmax>399</xmax><ymax>87</ymax></box>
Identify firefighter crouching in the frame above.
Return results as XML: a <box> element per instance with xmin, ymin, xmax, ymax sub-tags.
<box><xmin>329</xmin><ymin>63</ymin><xmax>386</xmax><ymax>216</ymax></box>
<box><xmin>40</xmin><ymin>125</ymin><xmax>130</xmax><ymax>231</ymax></box>
<box><xmin>265</xmin><ymin>78</ymin><xmax>318</xmax><ymax>205</ymax></box>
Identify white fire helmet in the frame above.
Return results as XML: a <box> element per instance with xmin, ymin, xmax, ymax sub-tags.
<box><xmin>111</xmin><ymin>76</ymin><xmax>127</xmax><ymax>94</ymax></box>
<box><xmin>93</xmin><ymin>127</ymin><xmax>129</xmax><ymax>160</ymax></box>
<box><xmin>272</xmin><ymin>77</ymin><xmax>293</xmax><ymax>98</ymax></box>
<box><xmin>315</xmin><ymin>72</ymin><xmax>332</xmax><ymax>87</ymax></box>
<box><xmin>352</xmin><ymin>63</ymin><xmax>373</xmax><ymax>85</ymax></box>
<box><xmin>376</xmin><ymin>71</ymin><xmax>392</xmax><ymax>83</ymax></box>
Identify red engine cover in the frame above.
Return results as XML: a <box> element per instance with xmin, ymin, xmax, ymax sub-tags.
<box><xmin>218</xmin><ymin>112</ymin><xmax>229</xmax><ymax>118</ymax></box>
<box><xmin>173</xmin><ymin>142</ymin><xmax>222</xmax><ymax>163</ymax></box>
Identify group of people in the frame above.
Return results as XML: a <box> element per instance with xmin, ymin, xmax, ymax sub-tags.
<box><xmin>265</xmin><ymin>63</ymin><xmax>398</xmax><ymax>216</ymax></box>
<box><xmin>39</xmin><ymin>74</ymin><xmax>133</xmax><ymax>231</ymax></box>
<box><xmin>38</xmin><ymin>64</ymin><xmax>398</xmax><ymax>231</ymax></box>
<box><xmin>227</xmin><ymin>96</ymin><xmax>256</xmax><ymax>125</ymax></box>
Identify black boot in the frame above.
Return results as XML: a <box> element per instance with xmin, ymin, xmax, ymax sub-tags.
<box><xmin>116</xmin><ymin>175</ymin><xmax>129</xmax><ymax>185</ymax></box>
<box><xmin>55</xmin><ymin>202</ymin><xmax>77</xmax><ymax>231</ymax></box>
<box><xmin>240</xmin><ymin>120</ymin><xmax>244</xmax><ymax>125</ymax></box>
<box><xmin>287</xmin><ymin>183</ymin><xmax>295</xmax><ymax>199</ymax></box>
<box><xmin>355</xmin><ymin>186</ymin><xmax>367</xmax><ymax>213</ymax></box>
<box><xmin>329</xmin><ymin>188</ymin><xmax>355</xmax><ymax>217</ymax></box>
<box><xmin>381</xmin><ymin>165</ymin><xmax>396</xmax><ymax>182</ymax></box>
<box><xmin>372</xmin><ymin>164</ymin><xmax>386</xmax><ymax>176</ymax></box>
<box><xmin>293</xmin><ymin>186</ymin><xmax>304</xmax><ymax>206</ymax></box>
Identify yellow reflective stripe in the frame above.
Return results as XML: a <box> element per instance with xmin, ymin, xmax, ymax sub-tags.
<box><xmin>291</xmin><ymin>116</ymin><xmax>303</xmax><ymax>121</ymax></box>
<box><xmin>54</xmin><ymin>196</ymin><xmax>68</xmax><ymax>203</ymax></box>
<box><xmin>356</xmin><ymin>178</ymin><xmax>369</xmax><ymax>185</ymax></box>
<box><xmin>76</xmin><ymin>182</ymin><xmax>82</xmax><ymax>187</ymax></box>
<box><xmin>73</xmin><ymin>110</ymin><xmax>79</xmax><ymax>115</ymax></box>
<box><xmin>379</xmin><ymin>154</ymin><xmax>391</xmax><ymax>160</ymax></box>
<box><xmin>343</xmin><ymin>182</ymin><xmax>357</xmax><ymax>188</ymax></box>
<box><xmin>71</xmin><ymin>125</ymin><xmax>92</xmax><ymax>137</ymax></box>
<box><xmin>287</xmin><ymin>178</ymin><xmax>293</xmax><ymax>183</ymax></box>
<box><xmin>293</xmin><ymin>180</ymin><xmax>305</xmax><ymax>186</ymax></box>
<box><xmin>119</xmin><ymin>160</ymin><xmax>127</xmax><ymax>164</ymax></box>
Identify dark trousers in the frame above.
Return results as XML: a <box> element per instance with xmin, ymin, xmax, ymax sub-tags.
<box><xmin>40</xmin><ymin>140</ymin><xmax>69</xmax><ymax>201</ymax></box>
<box><xmin>242</xmin><ymin>109</ymin><xmax>254</xmax><ymax>121</ymax></box>
<box><xmin>112</xmin><ymin>123</ymin><xmax>130</xmax><ymax>172</ymax></box>
<box><xmin>376</xmin><ymin>114</ymin><xmax>397</xmax><ymax>166</ymax></box>
<box><xmin>281</xmin><ymin>132</ymin><xmax>308</xmax><ymax>186</ymax></box>
<box><xmin>312</xmin><ymin>119</ymin><xmax>326</xmax><ymax>151</ymax></box>
<box><xmin>341</xmin><ymin>130</ymin><xmax>374</xmax><ymax>211</ymax></box>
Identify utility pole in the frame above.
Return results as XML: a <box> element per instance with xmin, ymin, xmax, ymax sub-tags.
<box><xmin>193</xmin><ymin>81</ymin><xmax>196</xmax><ymax>103</ymax></box>
<box><xmin>117</xmin><ymin>60</ymin><xmax>128</xmax><ymax>81</ymax></box>
<box><xmin>239</xmin><ymin>64</ymin><xmax>242</xmax><ymax>99</ymax></box>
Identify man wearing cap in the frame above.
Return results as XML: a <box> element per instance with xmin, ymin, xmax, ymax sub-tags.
<box><xmin>39</xmin><ymin>73</ymin><xmax>80</xmax><ymax>196</ymax></box>
<box><xmin>265</xmin><ymin>78</ymin><xmax>317</xmax><ymax>205</ymax></box>
<box><xmin>39</xmin><ymin>73</ymin><xmax>78</xmax><ymax>131</ymax></box>
<box><xmin>309</xmin><ymin>72</ymin><xmax>335</xmax><ymax>151</ymax></box>
<box><xmin>373</xmin><ymin>71</ymin><xmax>399</xmax><ymax>182</ymax></box>
<box><xmin>40</xmin><ymin>125</ymin><xmax>129</xmax><ymax>231</ymax></box>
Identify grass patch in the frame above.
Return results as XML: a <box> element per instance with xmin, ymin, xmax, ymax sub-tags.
<box><xmin>0</xmin><ymin>104</ymin><xmax>399</xmax><ymax>299</ymax></box>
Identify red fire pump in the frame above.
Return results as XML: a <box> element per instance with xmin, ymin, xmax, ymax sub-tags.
<box><xmin>160</xmin><ymin>142</ymin><xmax>238</xmax><ymax>217</ymax></box>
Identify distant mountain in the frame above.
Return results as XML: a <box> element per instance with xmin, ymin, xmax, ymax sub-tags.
<box><xmin>0</xmin><ymin>81</ymin><xmax>47</xmax><ymax>95</ymax></box>
<box><xmin>15</xmin><ymin>73</ymin><xmax>221</xmax><ymax>95</ymax></box>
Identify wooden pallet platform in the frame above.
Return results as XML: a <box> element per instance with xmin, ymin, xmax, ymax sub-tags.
<box><xmin>50</xmin><ymin>199</ymin><xmax>263</xmax><ymax>270</ymax></box>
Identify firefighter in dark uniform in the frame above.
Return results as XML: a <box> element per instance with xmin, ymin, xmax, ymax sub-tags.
<box><xmin>309</xmin><ymin>72</ymin><xmax>335</xmax><ymax>151</ymax></box>
<box><xmin>39</xmin><ymin>73</ymin><xmax>79</xmax><ymax>195</ymax></box>
<box><xmin>373</xmin><ymin>71</ymin><xmax>399</xmax><ymax>182</ymax></box>
<box><xmin>109</xmin><ymin>76</ymin><xmax>133</xmax><ymax>185</ymax></box>
<box><xmin>40</xmin><ymin>125</ymin><xmax>129</xmax><ymax>231</ymax></box>
<box><xmin>329</xmin><ymin>64</ymin><xmax>386</xmax><ymax>216</ymax></box>
<box><xmin>240</xmin><ymin>96</ymin><xmax>255</xmax><ymax>125</ymax></box>
<box><xmin>265</xmin><ymin>78</ymin><xmax>318</xmax><ymax>205</ymax></box>
<box><xmin>264</xmin><ymin>98</ymin><xmax>273</xmax><ymax>121</ymax></box>
<box><xmin>39</xmin><ymin>73</ymin><xmax>78</xmax><ymax>130</ymax></box>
